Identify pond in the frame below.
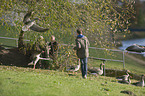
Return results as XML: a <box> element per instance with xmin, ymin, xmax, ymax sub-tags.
<box><xmin>119</xmin><ymin>38</ymin><xmax>145</xmax><ymax>56</ymax></box>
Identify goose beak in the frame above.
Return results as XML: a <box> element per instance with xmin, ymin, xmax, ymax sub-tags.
<box><xmin>127</xmin><ymin>70</ymin><xmax>130</xmax><ymax>72</ymax></box>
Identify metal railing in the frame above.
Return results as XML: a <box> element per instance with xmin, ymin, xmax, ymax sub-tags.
<box><xmin>1</xmin><ymin>36</ymin><xmax>145</xmax><ymax>75</ymax></box>
<box><xmin>1</xmin><ymin>36</ymin><xmax>144</xmax><ymax>68</ymax></box>
<box><xmin>0</xmin><ymin>36</ymin><xmax>125</xmax><ymax>67</ymax></box>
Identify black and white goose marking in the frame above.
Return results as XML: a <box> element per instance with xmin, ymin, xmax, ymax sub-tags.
<box><xmin>88</xmin><ymin>63</ymin><xmax>105</xmax><ymax>76</ymax></box>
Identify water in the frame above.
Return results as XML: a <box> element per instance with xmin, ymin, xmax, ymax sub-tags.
<box><xmin>119</xmin><ymin>38</ymin><xmax>145</xmax><ymax>56</ymax></box>
<box><xmin>119</xmin><ymin>38</ymin><xmax>145</xmax><ymax>50</ymax></box>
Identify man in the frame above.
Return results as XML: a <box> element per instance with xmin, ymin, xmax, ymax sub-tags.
<box><xmin>48</xmin><ymin>35</ymin><xmax>59</xmax><ymax>69</ymax></box>
<box><xmin>74</xmin><ymin>28</ymin><xmax>90</xmax><ymax>79</ymax></box>
<box><xmin>48</xmin><ymin>35</ymin><xmax>58</xmax><ymax>59</ymax></box>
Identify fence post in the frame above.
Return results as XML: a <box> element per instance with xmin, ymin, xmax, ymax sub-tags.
<box><xmin>103</xmin><ymin>60</ymin><xmax>106</xmax><ymax>76</ymax></box>
<box><xmin>16</xmin><ymin>39</ymin><xmax>18</xmax><ymax>47</ymax></box>
<box><xmin>123</xmin><ymin>51</ymin><xmax>125</xmax><ymax>69</ymax></box>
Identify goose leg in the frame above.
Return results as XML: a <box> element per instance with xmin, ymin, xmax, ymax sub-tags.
<box><xmin>33</xmin><ymin>54</ymin><xmax>41</xmax><ymax>69</ymax></box>
<box><xmin>33</xmin><ymin>64</ymin><xmax>36</xmax><ymax>69</ymax></box>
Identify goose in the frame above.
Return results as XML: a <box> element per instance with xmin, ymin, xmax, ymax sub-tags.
<box><xmin>18</xmin><ymin>11</ymin><xmax>49</xmax><ymax>69</ymax></box>
<box><xmin>22</xmin><ymin>11</ymin><xmax>49</xmax><ymax>32</ymax></box>
<box><xmin>116</xmin><ymin>70</ymin><xmax>130</xmax><ymax>81</ymax></box>
<box><xmin>27</xmin><ymin>36</ymin><xmax>47</xmax><ymax>69</ymax></box>
<box><xmin>118</xmin><ymin>75</ymin><xmax>131</xmax><ymax>84</ymax></box>
<box><xmin>28</xmin><ymin>53</ymin><xmax>41</xmax><ymax>69</ymax></box>
<box><xmin>126</xmin><ymin>44</ymin><xmax>145</xmax><ymax>53</ymax></box>
<box><xmin>88</xmin><ymin>63</ymin><xmax>105</xmax><ymax>76</ymax></box>
<box><xmin>120</xmin><ymin>90</ymin><xmax>137</xmax><ymax>96</ymax></box>
<box><xmin>66</xmin><ymin>59</ymin><xmax>80</xmax><ymax>74</ymax></box>
<box><xmin>132</xmin><ymin>75</ymin><xmax>144</xmax><ymax>87</ymax></box>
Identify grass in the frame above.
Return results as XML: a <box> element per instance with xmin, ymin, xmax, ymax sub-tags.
<box><xmin>0</xmin><ymin>25</ymin><xmax>145</xmax><ymax>96</ymax></box>
<box><xmin>0</xmin><ymin>65</ymin><xmax>145</xmax><ymax>96</ymax></box>
<box><xmin>88</xmin><ymin>48</ymin><xmax>145</xmax><ymax>75</ymax></box>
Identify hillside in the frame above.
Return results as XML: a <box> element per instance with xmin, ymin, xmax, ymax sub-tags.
<box><xmin>0</xmin><ymin>65</ymin><xmax>145</xmax><ymax>96</ymax></box>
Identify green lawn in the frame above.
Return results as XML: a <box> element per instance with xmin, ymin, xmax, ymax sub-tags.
<box><xmin>0</xmin><ymin>66</ymin><xmax>145</xmax><ymax>96</ymax></box>
<box><xmin>1</xmin><ymin>25</ymin><xmax>145</xmax><ymax>96</ymax></box>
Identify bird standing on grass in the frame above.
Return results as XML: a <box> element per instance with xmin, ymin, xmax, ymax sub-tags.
<box><xmin>66</xmin><ymin>59</ymin><xmax>80</xmax><ymax>74</ymax></box>
<box><xmin>118</xmin><ymin>75</ymin><xmax>131</xmax><ymax>84</ymax></box>
<box><xmin>116</xmin><ymin>70</ymin><xmax>130</xmax><ymax>81</ymax></box>
<box><xmin>88</xmin><ymin>63</ymin><xmax>105</xmax><ymax>77</ymax></box>
<box><xmin>132</xmin><ymin>75</ymin><xmax>144</xmax><ymax>87</ymax></box>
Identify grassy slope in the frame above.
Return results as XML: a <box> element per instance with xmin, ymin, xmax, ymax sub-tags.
<box><xmin>1</xmin><ymin>25</ymin><xmax>145</xmax><ymax>96</ymax></box>
<box><xmin>88</xmin><ymin>48</ymin><xmax>145</xmax><ymax>75</ymax></box>
<box><xmin>0</xmin><ymin>66</ymin><xmax>145</xmax><ymax>96</ymax></box>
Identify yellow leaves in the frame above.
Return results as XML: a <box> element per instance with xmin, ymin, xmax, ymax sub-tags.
<box><xmin>0</xmin><ymin>0</ymin><xmax>134</xmax><ymax>49</ymax></box>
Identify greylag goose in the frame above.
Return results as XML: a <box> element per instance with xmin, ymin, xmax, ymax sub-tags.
<box><xmin>118</xmin><ymin>75</ymin><xmax>131</xmax><ymax>84</ymax></box>
<box><xmin>126</xmin><ymin>44</ymin><xmax>145</xmax><ymax>53</ymax></box>
<box><xmin>66</xmin><ymin>59</ymin><xmax>80</xmax><ymax>74</ymax></box>
<box><xmin>132</xmin><ymin>75</ymin><xmax>144</xmax><ymax>87</ymax></box>
<box><xmin>88</xmin><ymin>63</ymin><xmax>105</xmax><ymax>76</ymax></box>
<box><xmin>18</xmin><ymin>11</ymin><xmax>49</xmax><ymax>69</ymax></box>
<box><xmin>22</xmin><ymin>11</ymin><xmax>49</xmax><ymax>32</ymax></box>
<box><xmin>28</xmin><ymin>53</ymin><xmax>41</xmax><ymax>69</ymax></box>
<box><xmin>27</xmin><ymin>36</ymin><xmax>47</xmax><ymax>69</ymax></box>
<box><xmin>116</xmin><ymin>70</ymin><xmax>130</xmax><ymax>81</ymax></box>
<box><xmin>120</xmin><ymin>90</ymin><xmax>137</xmax><ymax>96</ymax></box>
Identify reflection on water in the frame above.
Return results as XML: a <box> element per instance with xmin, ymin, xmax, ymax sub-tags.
<box><xmin>119</xmin><ymin>38</ymin><xmax>145</xmax><ymax>57</ymax></box>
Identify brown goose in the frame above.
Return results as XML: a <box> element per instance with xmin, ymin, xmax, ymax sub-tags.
<box><xmin>126</xmin><ymin>44</ymin><xmax>145</xmax><ymax>53</ymax></box>
<box><xmin>118</xmin><ymin>75</ymin><xmax>131</xmax><ymax>84</ymax></box>
<box><xmin>116</xmin><ymin>70</ymin><xmax>130</xmax><ymax>81</ymax></box>
<box><xmin>120</xmin><ymin>90</ymin><xmax>137</xmax><ymax>96</ymax></box>
<box><xmin>88</xmin><ymin>63</ymin><xmax>105</xmax><ymax>76</ymax></box>
<box><xmin>66</xmin><ymin>59</ymin><xmax>80</xmax><ymax>74</ymax></box>
<box><xmin>18</xmin><ymin>11</ymin><xmax>49</xmax><ymax>69</ymax></box>
<box><xmin>132</xmin><ymin>75</ymin><xmax>144</xmax><ymax>87</ymax></box>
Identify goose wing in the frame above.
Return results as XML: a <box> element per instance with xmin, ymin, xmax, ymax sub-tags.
<box><xmin>88</xmin><ymin>68</ymin><xmax>100</xmax><ymax>73</ymax></box>
<box><xmin>30</xmin><ymin>24</ymin><xmax>49</xmax><ymax>32</ymax></box>
<box><xmin>23</xmin><ymin>11</ymin><xmax>32</xmax><ymax>24</ymax></box>
<box><xmin>116</xmin><ymin>75</ymin><xmax>129</xmax><ymax>80</ymax></box>
<box><xmin>118</xmin><ymin>80</ymin><xmax>129</xmax><ymax>84</ymax></box>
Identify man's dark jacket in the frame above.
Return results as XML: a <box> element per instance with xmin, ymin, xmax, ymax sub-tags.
<box><xmin>74</xmin><ymin>36</ymin><xmax>89</xmax><ymax>58</ymax></box>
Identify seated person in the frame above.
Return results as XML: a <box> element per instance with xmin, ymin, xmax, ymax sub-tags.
<box><xmin>48</xmin><ymin>35</ymin><xmax>58</xmax><ymax>60</ymax></box>
<box><xmin>48</xmin><ymin>35</ymin><xmax>59</xmax><ymax>69</ymax></box>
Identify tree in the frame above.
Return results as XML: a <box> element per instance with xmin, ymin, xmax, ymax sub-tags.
<box><xmin>0</xmin><ymin>0</ymin><xmax>135</xmax><ymax>69</ymax></box>
<box><xmin>0</xmin><ymin>0</ymin><xmax>135</xmax><ymax>46</ymax></box>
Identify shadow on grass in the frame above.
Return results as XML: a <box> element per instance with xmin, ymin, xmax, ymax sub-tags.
<box><xmin>0</xmin><ymin>45</ymin><xmax>31</xmax><ymax>67</ymax></box>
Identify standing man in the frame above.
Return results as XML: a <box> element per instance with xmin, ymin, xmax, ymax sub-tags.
<box><xmin>74</xmin><ymin>28</ymin><xmax>90</xmax><ymax>79</ymax></box>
